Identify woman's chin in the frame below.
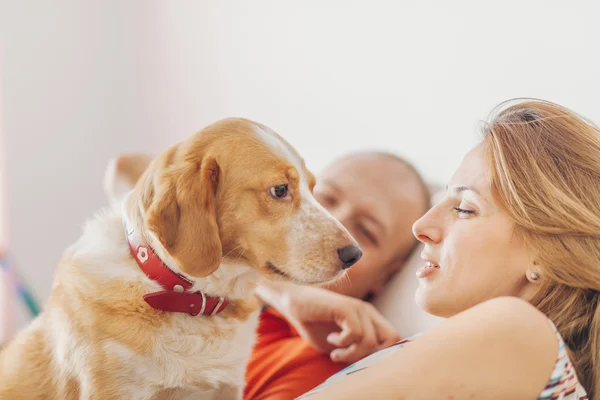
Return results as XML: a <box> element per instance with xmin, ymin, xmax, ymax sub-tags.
<box><xmin>415</xmin><ymin>286</ymin><xmax>444</xmax><ymax>316</ymax></box>
<box><xmin>414</xmin><ymin>286</ymin><xmax>430</xmax><ymax>310</ymax></box>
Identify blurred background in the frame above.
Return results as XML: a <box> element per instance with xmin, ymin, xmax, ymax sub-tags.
<box><xmin>0</xmin><ymin>0</ymin><xmax>599</xmax><ymax>335</ymax></box>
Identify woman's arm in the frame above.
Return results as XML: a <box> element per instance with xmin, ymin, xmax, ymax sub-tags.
<box><xmin>308</xmin><ymin>296</ymin><xmax>558</xmax><ymax>400</ymax></box>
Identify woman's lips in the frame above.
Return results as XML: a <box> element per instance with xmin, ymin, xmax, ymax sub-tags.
<box><xmin>416</xmin><ymin>261</ymin><xmax>440</xmax><ymax>279</ymax></box>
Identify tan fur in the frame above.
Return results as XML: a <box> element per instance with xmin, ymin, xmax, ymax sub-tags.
<box><xmin>0</xmin><ymin>118</ymin><xmax>357</xmax><ymax>399</ymax></box>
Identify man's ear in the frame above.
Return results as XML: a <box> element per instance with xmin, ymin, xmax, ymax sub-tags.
<box><xmin>103</xmin><ymin>153</ymin><xmax>153</xmax><ymax>207</ymax></box>
<box><xmin>145</xmin><ymin>156</ymin><xmax>222</xmax><ymax>277</ymax></box>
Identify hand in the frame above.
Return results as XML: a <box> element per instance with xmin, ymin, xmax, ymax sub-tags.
<box><xmin>257</xmin><ymin>281</ymin><xmax>401</xmax><ymax>364</ymax></box>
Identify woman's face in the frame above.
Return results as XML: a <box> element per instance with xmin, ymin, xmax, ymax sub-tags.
<box><xmin>412</xmin><ymin>144</ymin><xmax>539</xmax><ymax>317</ymax></box>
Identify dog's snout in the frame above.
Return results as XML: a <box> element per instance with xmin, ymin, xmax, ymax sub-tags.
<box><xmin>337</xmin><ymin>245</ymin><xmax>362</xmax><ymax>269</ymax></box>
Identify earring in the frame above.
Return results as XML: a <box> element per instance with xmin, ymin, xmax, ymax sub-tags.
<box><xmin>529</xmin><ymin>272</ymin><xmax>540</xmax><ymax>281</ymax></box>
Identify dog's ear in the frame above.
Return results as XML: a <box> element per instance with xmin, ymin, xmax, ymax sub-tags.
<box><xmin>145</xmin><ymin>155</ymin><xmax>222</xmax><ymax>277</ymax></box>
<box><xmin>104</xmin><ymin>153</ymin><xmax>153</xmax><ymax>207</ymax></box>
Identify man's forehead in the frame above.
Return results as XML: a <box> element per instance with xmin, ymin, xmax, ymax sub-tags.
<box><xmin>321</xmin><ymin>154</ymin><xmax>413</xmax><ymax>193</ymax></box>
<box><xmin>320</xmin><ymin>153</ymin><xmax>427</xmax><ymax>230</ymax></box>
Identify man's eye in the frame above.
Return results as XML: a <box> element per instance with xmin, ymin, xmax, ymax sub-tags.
<box><xmin>359</xmin><ymin>225</ymin><xmax>377</xmax><ymax>245</ymax></box>
<box><xmin>321</xmin><ymin>195</ymin><xmax>337</xmax><ymax>206</ymax></box>
<box><xmin>269</xmin><ymin>184</ymin><xmax>289</xmax><ymax>199</ymax></box>
<box><xmin>314</xmin><ymin>191</ymin><xmax>336</xmax><ymax>206</ymax></box>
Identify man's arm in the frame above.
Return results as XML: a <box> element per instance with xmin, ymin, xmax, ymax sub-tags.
<box><xmin>254</xmin><ymin>279</ymin><xmax>294</xmax><ymax>313</ymax></box>
<box><xmin>255</xmin><ymin>280</ymin><xmax>401</xmax><ymax>363</ymax></box>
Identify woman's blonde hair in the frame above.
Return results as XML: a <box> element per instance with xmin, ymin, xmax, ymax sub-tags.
<box><xmin>483</xmin><ymin>99</ymin><xmax>600</xmax><ymax>398</ymax></box>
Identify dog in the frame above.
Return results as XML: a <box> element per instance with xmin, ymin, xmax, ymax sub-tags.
<box><xmin>0</xmin><ymin>118</ymin><xmax>362</xmax><ymax>399</ymax></box>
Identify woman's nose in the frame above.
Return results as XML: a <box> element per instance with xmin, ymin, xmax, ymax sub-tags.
<box><xmin>412</xmin><ymin>209</ymin><xmax>441</xmax><ymax>245</ymax></box>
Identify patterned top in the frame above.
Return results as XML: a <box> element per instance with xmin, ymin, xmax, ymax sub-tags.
<box><xmin>297</xmin><ymin>319</ymin><xmax>588</xmax><ymax>399</ymax></box>
<box><xmin>538</xmin><ymin>321</ymin><xmax>588</xmax><ymax>400</ymax></box>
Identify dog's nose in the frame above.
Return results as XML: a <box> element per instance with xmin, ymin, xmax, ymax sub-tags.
<box><xmin>338</xmin><ymin>245</ymin><xmax>363</xmax><ymax>269</ymax></box>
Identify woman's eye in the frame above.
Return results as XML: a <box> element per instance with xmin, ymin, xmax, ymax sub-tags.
<box><xmin>269</xmin><ymin>184</ymin><xmax>289</xmax><ymax>199</ymax></box>
<box><xmin>453</xmin><ymin>207</ymin><xmax>476</xmax><ymax>216</ymax></box>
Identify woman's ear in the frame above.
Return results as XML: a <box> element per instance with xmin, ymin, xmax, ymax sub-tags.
<box><xmin>520</xmin><ymin>260</ymin><xmax>542</xmax><ymax>301</ymax></box>
<box><xmin>145</xmin><ymin>155</ymin><xmax>222</xmax><ymax>277</ymax></box>
<box><xmin>526</xmin><ymin>259</ymin><xmax>542</xmax><ymax>284</ymax></box>
<box><xmin>526</xmin><ymin>270</ymin><xmax>541</xmax><ymax>283</ymax></box>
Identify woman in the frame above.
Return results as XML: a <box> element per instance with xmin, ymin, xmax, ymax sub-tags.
<box><xmin>258</xmin><ymin>99</ymin><xmax>600</xmax><ymax>399</ymax></box>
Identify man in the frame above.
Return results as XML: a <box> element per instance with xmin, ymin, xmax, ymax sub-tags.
<box><xmin>244</xmin><ymin>151</ymin><xmax>430</xmax><ymax>399</ymax></box>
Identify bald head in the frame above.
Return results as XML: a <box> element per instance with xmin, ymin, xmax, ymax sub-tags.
<box><xmin>314</xmin><ymin>151</ymin><xmax>430</xmax><ymax>299</ymax></box>
<box><xmin>331</xmin><ymin>151</ymin><xmax>430</xmax><ymax>216</ymax></box>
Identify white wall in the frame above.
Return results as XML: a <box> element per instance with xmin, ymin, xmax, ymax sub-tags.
<box><xmin>1</xmin><ymin>0</ymin><xmax>599</xmax><ymax>329</ymax></box>
<box><xmin>147</xmin><ymin>0</ymin><xmax>600</xmax><ymax>182</ymax></box>
<box><xmin>0</xmin><ymin>1</ymin><xmax>151</xmax><ymax>329</ymax></box>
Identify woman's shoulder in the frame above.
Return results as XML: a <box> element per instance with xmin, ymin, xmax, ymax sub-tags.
<box><xmin>472</xmin><ymin>298</ymin><xmax>587</xmax><ymax>400</ymax></box>
<box><xmin>459</xmin><ymin>296</ymin><xmax>554</xmax><ymax>338</ymax></box>
<box><xmin>456</xmin><ymin>296</ymin><xmax>558</xmax><ymax>357</ymax></box>
<box><xmin>431</xmin><ymin>297</ymin><xmax>562</xmax><ymax>395</ymax></box>
<box><xmin>467</xmin><ymin>295</ymin><xmax>545</xmax><ymax>318</ymax></box>
<box><xmin>299</xmin><ymin>297</ymin><xmax>571</xmax><ymax>400</ymax></box>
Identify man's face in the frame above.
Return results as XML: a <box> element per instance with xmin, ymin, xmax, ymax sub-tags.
<box><xmin>313</xmin><ymin>154</ymin><xmax>427</xmax><ymax>299</ymax></box>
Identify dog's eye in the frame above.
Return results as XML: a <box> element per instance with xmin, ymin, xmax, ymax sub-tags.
<box><xmin>269</xmin><ymin>184</ymin><xmax>289</xmax><ymax>199</ymax></box>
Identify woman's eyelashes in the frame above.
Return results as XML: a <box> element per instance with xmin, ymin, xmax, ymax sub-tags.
<box><xmin>454</xmin><ymin>207</ymin><xmax>476</xmax><ymax>216</ymax></box>
<box><xmin>453</xmin><ymin>199</ymin><xmax>478</xmax><ymax>217</ymax></box>
<box><xmin>445</xmin><ymin>194</ymin><xmax>478</xmax><ymax>217</ymax></box>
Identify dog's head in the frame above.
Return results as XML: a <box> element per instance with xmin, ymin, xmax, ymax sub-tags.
<box><xmin>107</xmin><ymin>118</ymin><xmax>361</xmax><ymax>285</ymax></box>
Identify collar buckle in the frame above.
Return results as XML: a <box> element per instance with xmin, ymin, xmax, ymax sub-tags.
<box><xmin>210</xmin><ymin>297</ymin><xmax>226</xmax><ymax>316</ymax></box>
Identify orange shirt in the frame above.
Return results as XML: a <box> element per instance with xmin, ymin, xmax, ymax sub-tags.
<box><xmin>244</xmin><ymin>308</ymin><xmax>348</xmax><ymax>400</ymax></box>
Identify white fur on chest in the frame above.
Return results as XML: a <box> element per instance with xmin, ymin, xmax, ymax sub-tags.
<box><xmin>53</xmin><ymin>207</ymin><xmax>263</xmax><ymax>399</ymax></box>
<box><xmin>95</xmin><ymin>310</ymin><xmax>261</xmax><ymax>399</ymax></box>
<box><xmin>148</xmin><ymin>310</ymin><xmax>260</xmax><ymax>392</ymax></box>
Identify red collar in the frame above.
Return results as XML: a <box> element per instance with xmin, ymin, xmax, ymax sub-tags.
<box><xmin>123</xmin><ymin>217</ymin><xmax>228</xmax><ymax>316</ymax></box>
